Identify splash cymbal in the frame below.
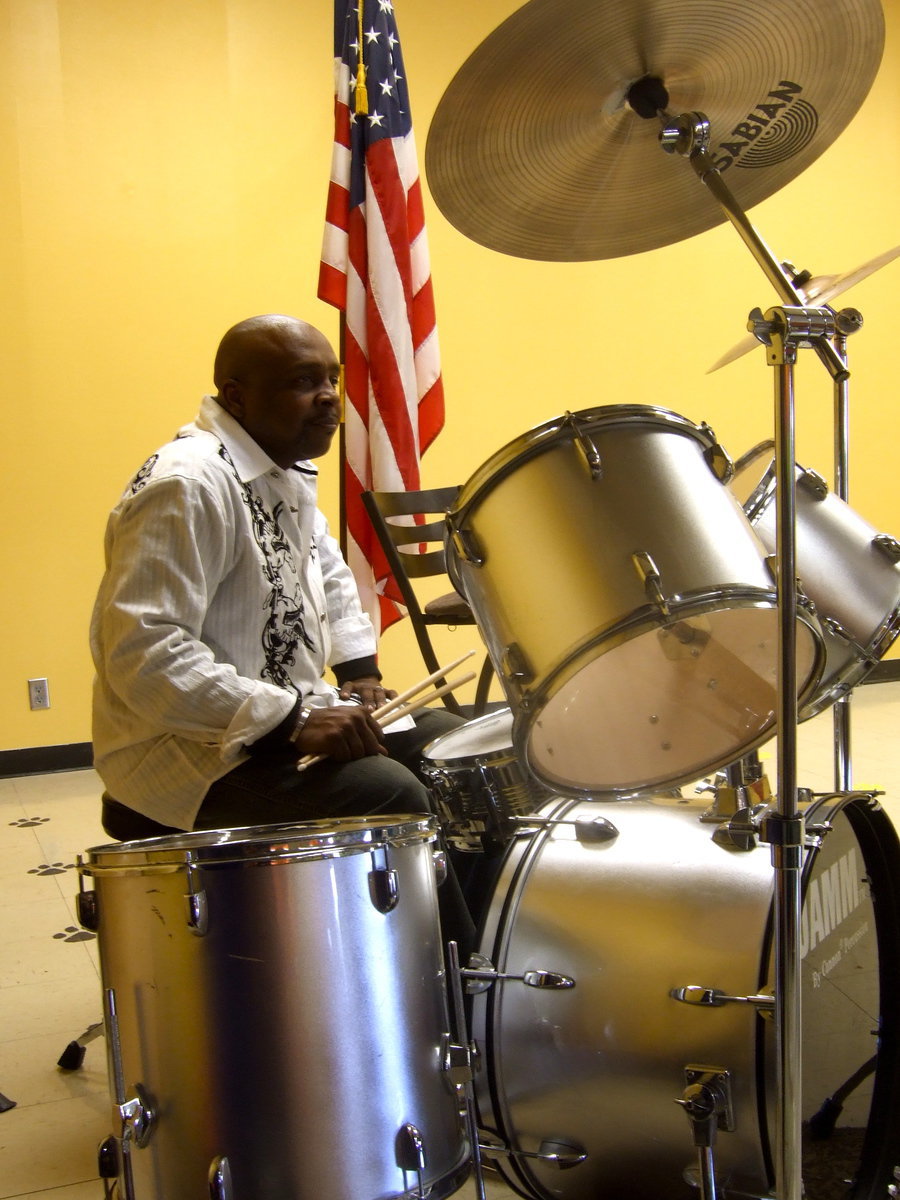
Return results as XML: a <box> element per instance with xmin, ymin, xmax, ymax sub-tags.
<box><xmin>425</xmin><ymin>0</ymin><xmax>884</xmax><ymax>262</ymax></box>
<box><xmin>708</xmin><ymin>244</ymin><xmax>900</xmax><ymax>372</ymax></box>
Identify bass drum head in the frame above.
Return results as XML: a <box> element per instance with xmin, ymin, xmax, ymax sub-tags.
<box><xmin>472</xmin><ymin>794</ymin><xmax>900</xmax><ymax>1200</ymax></box>
<box><xmin>762</xmin><ymin>793</ymin><xmax>900</xmax><ymax>1198</ymax></box>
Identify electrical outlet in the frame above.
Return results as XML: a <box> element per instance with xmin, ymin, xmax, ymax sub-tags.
<box><xmin>28</xmin><ymin>678</ymin><xmax>50</xmax><ymax>710</ymax></box>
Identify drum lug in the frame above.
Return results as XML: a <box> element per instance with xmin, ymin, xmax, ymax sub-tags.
<box><xmin>184</xmin><ymin>858</ymin><xmax>208</xmax><ymax>935</ymax></box>
<box><xmin>368</xmin><ymin>845</ymin><xmax>399</xmax><ymax>913</ymax></box>
<box><xmin>501</xmin><ymin>641</ymin><xmax>533</xmax><ymax>686</ymax></box>
<box><xmin>462</xmin><ymin>951</ymin><xmax>576</xmax><ymax>993</ymax></box>
<box><xmin>631</xmin><ymin>551</ymin><xmax>671</xmax><ymax>621</ymax></box>
<box><xmin>448</xmin><ymin>523</ymin><xmax>484</xmax><ymax>567</ymax></box>
<box><xmin>208</xmin><ymin>1155</ymin><xmax>234</xmax><ymax>1199</ymax></box>
<box><xmin>395</xmin><ymin>1121</ymin><xmax>431</xmax><ymax>1198</ymax></box>
<box><xmin>76</xmin><ymin>880</ymin><xmax>99</xmax><ymax>932</ymax></box>
<box><xmin>563</xmin><ymin>410</ymin><xmax>603</xmax><ymax>480</ymax></box>
<box><xmin>874</xmin><ymin>532</ymin><xmax>900</xmax><ymax>564</ymax></box>
<box><xmin>798</xmin><ymin>467</ymin><xmax>829</xmax><ymax>500</ymax></box>
<box><xmin>700</xmin><ymin>430</ymin><xmax>734</xmax><ymax>484</ymax></box>
<box><xmin>432</xmin><ymin>848</ymin><xmax>448</xmax><ymax>887</ymax></box>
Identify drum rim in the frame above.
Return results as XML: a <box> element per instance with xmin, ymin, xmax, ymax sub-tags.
<box><xmin>80</xmin><ymin>813</ymin><xmax>438</xmax><ymax>872</ymax></box>
<box><xmin>510</xmin><ymin>590</ymin><xmax>825</xmax><ymax>796</ymax></box>
<box><xmin>450</xmin><ymin>403</ymin><xmax>719</xmax><ymax>523</ymax></box>
<box><xmin>422</xmin><ymin>706</ymin><xmax>514</xmax><ymax>765</ymax></box>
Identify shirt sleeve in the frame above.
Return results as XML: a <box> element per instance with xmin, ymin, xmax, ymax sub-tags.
<box><xmin>315</xmin><ymin>509</ymin><xmax>378</xmax><ymax>667</ymax></box>
<box><xmin>93</xmin><ymin>474</ymin><xmax>294</xmax><ymax>755</ymax></box>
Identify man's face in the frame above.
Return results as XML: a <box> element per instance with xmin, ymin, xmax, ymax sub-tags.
<box><xmin>222</xmin><ymin>324</ymin><xmax>341</xmax><ymax>467</ymax></box>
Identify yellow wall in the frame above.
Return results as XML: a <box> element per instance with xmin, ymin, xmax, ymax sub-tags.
<box><xmin>1</xmin><ymin>0</ymin><xmax>898</xmax><ymax>751</ymax></box>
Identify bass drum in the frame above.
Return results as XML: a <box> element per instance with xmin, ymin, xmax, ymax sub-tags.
<box><xmin>78</xmin><ymin>817</ymin><xmax>469</xmax><ymax>1200</ymax></box>
<box><xmin>448</xmin><ymin>406</ymin><xmax>824</xmax><ymax>798</ymax></box>
<box><xmin>471</xmin><ymin>793</ymin><xmax>900</xmax><ymax>1200</ymax></box>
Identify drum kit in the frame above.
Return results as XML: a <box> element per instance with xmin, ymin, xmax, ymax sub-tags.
<box><xmin>77</xmin><ymin>1</ymin><xmax>900</xmax><ymax>1198</ymax></box>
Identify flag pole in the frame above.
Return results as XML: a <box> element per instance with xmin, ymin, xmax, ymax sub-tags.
<box><xmin>338</xmin><ymin>310</ymin><xmax>348</xmax><ymax>559</ymax></box>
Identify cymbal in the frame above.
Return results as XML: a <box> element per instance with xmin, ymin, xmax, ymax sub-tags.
<box><xmin>425</xmin><ymin>0</ymin><xmax>885</xmax><ymax>262</ymax></box>
<box><xmin>707</xmin><ymin>244</ymin><xmax>900</xmax><ymax>372</ymax></box>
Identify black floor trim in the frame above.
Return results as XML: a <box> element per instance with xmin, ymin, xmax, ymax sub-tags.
<box><xmin>0</xmin><ymin>743</ymin><xmax>93</xmax><ymax>779</ymax></box>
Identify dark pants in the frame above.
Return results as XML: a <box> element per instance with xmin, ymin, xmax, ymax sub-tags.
<box><xmin>196</xmin><ymin>707</ymin><xmax>478</xmax><ymax>958</ymax></box>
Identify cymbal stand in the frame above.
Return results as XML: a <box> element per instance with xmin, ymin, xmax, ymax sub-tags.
<box><xmin>830</xmin><ymin>310</ymin><xmax>863</xmax><ymax>789</ymax></box>
<box><xmin>656</xmin><ymin>109</ymin><xmax>851</xmax><ymax>1200</ymax></box>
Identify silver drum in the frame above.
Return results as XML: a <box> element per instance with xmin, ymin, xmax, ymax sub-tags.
<box><xmin>742</xmin><ymin>459</ymin><xmax>900</xmax><ymax>718</ymax></box>
<box><xmin>78</xmin><ymin>817</ymin><xmax>469</xmax><ymax>1200</ymax></box>
<box><xmin>471</xmin><ymin>793</ymin><xmax>900</xmax><ymax>1200</ymax></box>
<box><xmin>448</xmin><ymin>405</ymin><xmax>824</xmax><ymax>797</ymax></box>
<box><xmin>422</xmin><ymin>708</ymin><xmax>552</xmax><ymax>849</ymax></box>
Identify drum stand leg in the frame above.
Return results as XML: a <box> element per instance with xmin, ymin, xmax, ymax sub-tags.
<box><xmin>445</xmin><ymin>940</ymin><xmax>487</xmax><ymax>1200</ymax></box>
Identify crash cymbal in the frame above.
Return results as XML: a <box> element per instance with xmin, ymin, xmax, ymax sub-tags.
<box><xmin>707</xmin><ymin>244</ymin><xmax>900</xmax><ymax>371</ymax></box>
<box><xmin>425</xmin><ymin>0</ymin><xmax>884</xmax><ymax>261</ymax></box>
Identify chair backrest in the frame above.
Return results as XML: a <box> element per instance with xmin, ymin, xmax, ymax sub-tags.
<box><xmin>361</xmin><ymin>486</ymin><xmax>463</xmax><ymax>621</ymax></box>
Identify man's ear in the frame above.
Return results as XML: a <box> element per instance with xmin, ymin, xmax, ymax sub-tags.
<box><xmin>217</xmin><ymin>379</ymin><xmax>244</xmax><ymax>420</ymax></box>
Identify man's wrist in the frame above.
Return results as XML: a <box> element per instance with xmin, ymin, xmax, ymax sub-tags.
<box><xmin>287</xmin><ymin>705</ymin><xmax>314</xmax><ymax>749</ymax></box>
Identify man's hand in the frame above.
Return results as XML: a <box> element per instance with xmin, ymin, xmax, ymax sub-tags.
<box><xmin>290</xmin><ymin>704</ymin><xmax>388</xmax><ymax>761</ymax></box>
<box><xmin>338</xmin><ymin>675</ymin><xmax>397</xmax><ymax>713</ymax></box>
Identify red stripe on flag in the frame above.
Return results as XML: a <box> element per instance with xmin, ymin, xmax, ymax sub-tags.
<box><xmin>318</xmin><ymin>6</ymin><xmax>445</xmax><ymax>635</ymax></box>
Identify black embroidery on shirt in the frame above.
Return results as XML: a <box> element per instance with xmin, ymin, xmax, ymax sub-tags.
<box><xmin>128</xmin><ymin>455</ymin><xmax>159</xmax><ymax>494</ymax></box>
<box><xmin>217</xmin><ymin>444</ymin><xmax>315</xmax><ymax>692</ymax></box>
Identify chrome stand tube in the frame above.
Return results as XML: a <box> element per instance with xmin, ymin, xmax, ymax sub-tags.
<box><xmin>766</xmin><ymin>322</ymin><xmax>804</xmax><ymax>1200</ymax></box>
<box><xmin>446</xmin><ymin>940</ymin><xmax>487</xmax><ymax>1200</ymax></box>
<box><xmin>659</xmin><ymin>108</ymin><xmax>859</xmax><ymax>1200</ymax></box>
<box><xmin>832</xmin><ymin>327</ymin><xmax>856</xmax><ymax>793</ymax></box>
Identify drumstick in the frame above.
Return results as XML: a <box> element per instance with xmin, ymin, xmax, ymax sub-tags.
<box><xmin>367</xmin><ymin>650</ymin><xmax>476</xmax><ymax>724</ymax></box>
<box><xmin>377</xmin><ymin>672</ymin><xmax>476</xmax><ymax>727</ymax></box>
<box><xmin>295</xmin><ymin>668</ymin><xmax>477</xmax><ymax>772</ymax></box>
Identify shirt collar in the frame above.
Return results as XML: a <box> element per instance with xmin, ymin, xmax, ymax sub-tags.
<box><xmin>193</xmin><ymin>395</ymin><xmax>317</xmax><ymax>484</ymax></box>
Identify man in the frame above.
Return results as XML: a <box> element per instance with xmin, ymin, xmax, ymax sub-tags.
<box><xmin>90</xmin><ymin>314</ymin><xmax>464</xmax><ymax>841</ymax></box>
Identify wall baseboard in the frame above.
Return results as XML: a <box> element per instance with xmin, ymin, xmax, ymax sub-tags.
<box><xmin>0</xmin><ymin>743</ymin><xmax>93</xmax><ymax>779</ymax></box>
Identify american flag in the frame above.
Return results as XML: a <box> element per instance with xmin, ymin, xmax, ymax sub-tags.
<box><xmin>318</xmin><ymin>0</ymin><xmax>445</xmax><ymax>635</ymax></box>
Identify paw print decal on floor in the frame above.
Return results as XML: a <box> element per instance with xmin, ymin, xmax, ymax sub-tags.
<box><xmin>9</xmin><ymin>816</ymin><xmax>51</xmax><ymax>827</ymax></box>
<box><xmin>29</xmin><ymin>862</ymin><xmax>75</xmax><ymax>876</ymax></box>
<box><xmin>53</xmin><ymin>926</ymin><xmax>95</xmax><ymax>943</ymax></box>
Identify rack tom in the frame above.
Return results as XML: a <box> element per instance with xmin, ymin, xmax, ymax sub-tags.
<box><xmin>447</xmin><ymin>405</ymin><xmax>824</xmax><ymax>796</ymax></box>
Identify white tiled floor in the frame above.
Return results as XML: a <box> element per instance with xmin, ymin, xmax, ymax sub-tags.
<box><xmin>1</xmin><ymin>684</ymin><xmax>898</xmax><ymax>1198</ymax></box>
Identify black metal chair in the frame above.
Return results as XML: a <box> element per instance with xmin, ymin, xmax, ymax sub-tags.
<box><xmin>361</xmin><ymin>487</ymin><xmax>495</xmax><ymax>717</ymax></box>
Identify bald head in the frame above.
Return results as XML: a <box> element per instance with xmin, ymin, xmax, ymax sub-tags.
<box><xmin>213</xmin><ymin>315</ymin><xmax>321</xmax><ymax>393</ymax></box>
<box><xmin>212</xmin><ymin>314</ymin><xmax>341</xmax><ymax>467</ymax></box>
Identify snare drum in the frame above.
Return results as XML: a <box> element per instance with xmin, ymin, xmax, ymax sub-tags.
<box><xmin>422</xmin><ymin>708</ymin><xmax>552</xmax><ymax>849</ymax></box>
<box><xmin>742</xmin><ymin>459</ymin><xmax>900</xmax><ymax>717</ymax></box>
<box><xmin>78</xmin><ymin>817</ymin><xmax>468</xmax><ymax>1200</ymax></box>
<box><xmin>472</xmin><ymin>792</ymin><xmax>900</xmax><ymax>1200</ymax></box>
<box><xmin>448</xmin><ymin>406</ymin><xmax>824</xmax><ymax>796</ymax></box>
